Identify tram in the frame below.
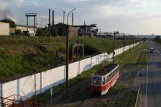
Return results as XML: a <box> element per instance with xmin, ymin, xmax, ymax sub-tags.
<box><xmin>91</xmin><ymin>64</ymin><xmax>119</xmax><ymax>95</ymax></box>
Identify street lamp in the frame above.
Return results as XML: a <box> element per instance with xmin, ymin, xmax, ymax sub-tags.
<box><xmin>66</xmin><ymin>8</ymin><xmax>76</xmax><ymax>97</ymax></box>
<box><xmin>113</xmin><ymin>31</ymin><xmax>119</xmax><ymax>64</ymax></box>
<box><xmin>63</xmin><ymin>11</ymin><xmax>66</xmax><ymax>24</ymax></box>
<box><xmin>67</xmin><ymin>8</ymin><xmax>76</xmax><ymax>25</ymax></box>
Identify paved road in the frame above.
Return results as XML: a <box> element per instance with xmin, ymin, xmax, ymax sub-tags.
<box><xmin>135</xmin><ymin>41</ymin><xmax>161</xmax><ymax>107</ymax></box>
<box><xmin>147</xmin><ymin>41</ymin><xmax>161</xmax><ymax>107</ymax></box>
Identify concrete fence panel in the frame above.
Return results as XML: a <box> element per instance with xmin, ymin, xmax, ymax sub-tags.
<box><xmin>91</xmin><ymin>55</ymin><xmax>98</xmax><ymax>66</ymax></box>
<box><xmin>42</xmin><ymin>65</ymin><xmax>65</xmax><ymax>92</ymax></box>
<box><xmin>79</xmin><ymin>58</ymin><xmax>92</xmax><ymax>73</ymax></box>
<box><xmin>69</xmin><ymin>61</ymin><xmax>79</xmax><ymax>79</ymax></box>
<box><xmin>109</xmin><ymin>53</ymin><xmax>113</xmax><ymax>59</ymax></box>
<box><xmin>2</xmin><ymin>80</ymin><xmax>17</xmax><ymax>99</ymax></box>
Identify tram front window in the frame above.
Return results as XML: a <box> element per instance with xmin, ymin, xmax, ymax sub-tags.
<box><xmin>93</xmin><ymin>77</ymin><xmax>101</xmax><ymax>85</ymax></box>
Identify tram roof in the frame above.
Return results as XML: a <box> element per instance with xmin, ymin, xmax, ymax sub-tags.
<box><xmin>94</xmin><ymin>64</ymin><xmax>119</xmax><ymax>76</ymax></box>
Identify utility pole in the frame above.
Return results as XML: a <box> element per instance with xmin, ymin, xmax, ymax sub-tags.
<box><xmin>133</xmin><ymin>36</ymin><xmax>135</xmax><ymax>48</ymax></box>
<box><xmin>33</xmin><ymin>65</ymin><xmax>37</xmax><ymax>107</ymax></box>
<box><xmin>34</xmin><ymin>16</ymin><xmax>36</xmax><ymax>33</ymax></box>
<box><xmin>123</xmin><ymin>34</ymin><xmax>125</xmax><ymax>57</ymax></box>
<box><xmin>66</xmin><ymin>8</ymin><xmax>76</xmax><ymax>97</ymax></box>
<box><xmin>27</xmin><ymin>16</ymin><xmax>28</xmax><ymax>31</ymax></box>
<box><xmin>113</xmin><ymin>33</ymin><xmax>115</xmax><ymax>64</ymax></box>
<box><xmin>113</xmin><ymin>31</ymin><xmax>119</xmax><ymax>64</ymax></box>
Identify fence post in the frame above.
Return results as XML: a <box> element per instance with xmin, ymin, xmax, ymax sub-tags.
<box><xmin>91</xmin><ymin>57</ymin><xmax>93</xmax><ymax>67</ymax></box>
<box><xmin>78</xmin><ymin>61</ymin><xmax>80</xmax><ymax>74</ymax></box>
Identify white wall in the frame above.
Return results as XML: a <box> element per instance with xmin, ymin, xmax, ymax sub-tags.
<box><xmin>0</xmin><ymin>42</ymin><xmax>142</xmax><ymax>105</ymax></box>
<box><xmin>0</xmin><ymin>22</ymin><xmax>9</xmax><ymax>36</ymax></box>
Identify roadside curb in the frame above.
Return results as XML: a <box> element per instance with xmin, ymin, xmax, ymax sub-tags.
<box><xmin>135</xmin><ymin>85</ymin><xmax>140</xmax><ymax>107</ymax></box>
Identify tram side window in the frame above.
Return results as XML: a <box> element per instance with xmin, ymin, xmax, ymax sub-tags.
<box><xmin>109</xmin><ymin>74</ymin><xmax>111</xmax><ymax>80</ymax></box>
<box><xmin>102</xmin><ymin>77</ymin><xmax>105</xmax><ymax>85</ymax></box>
<box><xmin>106</xmin><ymin>75</ymin><xmax>110</xmax><ymax>82</ymax></box>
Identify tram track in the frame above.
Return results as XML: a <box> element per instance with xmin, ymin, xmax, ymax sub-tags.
<box><xmin>77</xmin><ymin>49</ymin><xmax>138</xmax><ymax>107</ymax></box>
<box><xmin>96</xmin><ymin>64</ymin><xmax>138</xmax><ymax>107</ymax></box>
<box><xmin>61</xmin><ymin>45</ymin><xmax>143</xmax><ymax>107</ymax></box>
<box><xmin>64</xmin><ymin>84</ymin><xmax>90</xmax><ymax>104</ymax></box>
<box><xmin>78</xmin><ymin>64</ymin><xmax>138</xmax><ymax>107</ymax></box>
<box><xmin>110</xmin><ymin>66</ymin><xmax>141</xmax><ymax>107</ymax></box>
<box><xmin>110</xmin><ymin>65</ymin><xmax>137</xmax><ymax>107</ymax></box>
<box><xmin>62</xmin><ymin>64</ymin><xmax>130</xmax><ymax>107</ymax></box>
<box><xmin>62</xmin><ymin>62</ymin><xmax>127</xmax><ymax>106</ymax></box>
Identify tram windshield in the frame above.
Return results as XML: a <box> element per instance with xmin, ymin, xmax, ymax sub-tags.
<box><xmin>93</xmin><ymin>77</ymin><xmax>101</xmax><ymax>85</ymax></box>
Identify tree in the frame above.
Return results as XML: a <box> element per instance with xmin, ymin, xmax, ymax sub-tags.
<box><xmin>36</xmin><ymin>27</ymin><xmax>48</xmax><ymax>36</ymax></box>
<box><xmin>15</xmin><ymin>29</ymin><xmax>23</xmax><ymax>35</ymax></box>
<box><xmin>154</xmin><ymin>36</ymin><xmax>160</xmax><ymax>42</ymax></box>
<box><xmin>0</xmin><ymin>19</ymin><xmax>16</xmax><ymax>28</ymax></box>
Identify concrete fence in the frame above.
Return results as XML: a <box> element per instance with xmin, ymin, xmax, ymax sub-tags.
<box><xmin>0</xmin><ymin>42</ymin><xmax>141</xmax><ymax>106</ymax></box>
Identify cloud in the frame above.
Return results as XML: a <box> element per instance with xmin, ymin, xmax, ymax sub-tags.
<box><xmin>0</xmin><ymin>0</ymin><xmax>24</xmax><ymax>6</ymax></box>
<box><xmin>99</xmin><ymin>5</ymin><xmax>114</xmax><ymax>16</ymax></box>
<box><xmin>15</xmin><ymin>0</ymin><xmax>24</xmax><ymax>6</ymax></box>
<box><xmin>66</xmin><ymin>0</ymin><xmax>86</xmax><ymax>3</ymax></box>
<box><xmin>127</xmin><ymin>12</ymin><xmax>161</xmax><ymax>21</ymax></box>
<box><xmin>125</xmin><ymin>0</ymin><xmax>159</xmax><ymax>7</ymax></box>
<box><xmin>6</xmin><ymin>0</ymin><xmax>160</xmax><ymax>34</ymax></box>
<box><xmin>0</xmin><ymin>0</ymin><xmax>26</xmax><ymax>22</ymax></box>
<box><xmin>24</xmin><ymin>1</ymin><xmax>44</xmax><ymax>6</ymax></box>
<box><xmin>32</xmin><ymin>1</ymin><xmax>40</xmax><ymax>6</ymax></box>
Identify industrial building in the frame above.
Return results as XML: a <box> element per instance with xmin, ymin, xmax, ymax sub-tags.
<box><xmin>49</xmin><ymin>9</ymin><xmax>98</xmax><ymax>37</ymax></box>
<box><xmin>75</xmin><ymin>24</ymin><xmax>98</xmax><ymax>37</ymax></box>
<box><xmin>0</xmin><ymin>22</ymin><xmax>10</xmax><ymax>36</ymax></box>
<box><xmin>52</xmin><ymin>23</ymin><xmax>78</xmax><ymax>36</ymax></box>
<box><xmin>16</xmin><ymin>25</ymin><xmax>36</xmax><ymax>32</ymax></box>
<box><xmin>51</xmin><ymin>23</ymin><xmax>98</xmax><ymax>37</ymax></box>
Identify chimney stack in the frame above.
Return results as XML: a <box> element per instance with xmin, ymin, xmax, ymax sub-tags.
<box><xmin>49</xmin><ymin>9</ymin><xmax>51</xmax><ymax>26</ymax></box>
<box><xmin>49</xmin><ymin>9</ymin><xmax>51</xmax><ymax>36</ymax></box>
<box><xmin>72</xmin><ymin>12</ymin><xmax>74</xmax><ymax>25</ymax></box>
<box><xmin>52</xmin><ymin>10</ymin><xmax>54</xmax><ymax>26</ymax></box>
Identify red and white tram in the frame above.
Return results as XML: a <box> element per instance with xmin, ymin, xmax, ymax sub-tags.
<box><xmin>91</xmin><ymin>64</ymin><xmax>119</xmax><ymax>95</ymax></box>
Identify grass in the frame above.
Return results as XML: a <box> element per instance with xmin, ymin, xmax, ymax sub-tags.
<box><xmin>114</xmin><ymin>41</ymin><xmax>148</xmax><ymax>65</ymax></box>
<box><xmin>0</xmin><ymin>36</ymin><xmax>136</xmax><ymax>82</ymax></box>
<box><xmin>104</xmin><ymin>91</ymin><xmax>138</xmax><ymax>107</ymax></box>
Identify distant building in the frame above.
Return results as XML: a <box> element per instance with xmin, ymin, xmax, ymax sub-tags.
<box><xmin>0</xmin><ymin>22</ymin><xmax>10</xmax><ymax>36</ymax></box>
<box><xmin>75</xmin><ymin>24</ymin><xmax>98</xmax><ymax>37</ymax></box>
<box><xmin>10</xmin><ymin>28</ymin><xmax>15</xmax><ymax>36</ymax></box>
<box><xmin>29</xmin><ymin>31</ymin><xmax>36</xmax><ymax>36</ymax></box>
<box><xmin>52</xmin><ymin>23</ymin><xmax>78</xmax><ymax>36</ymax></box>
<box><xmin>16</xmin><ymin>25</ymin><xmax>36</xmax><ymax>36</ymax></box>
<box><xmin>16</xmin><ymin>25</ymin><xmax>36</xmax><ymax>32</ymax></box>
<box><xmin>51</xmin><ymin>23</ymin><xmax>97</xmax><ymax>37</ymax></box>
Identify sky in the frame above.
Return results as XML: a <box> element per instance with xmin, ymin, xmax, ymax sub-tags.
<box><xmin>0</xmin><ymin>0</ymin><xmax>161</xmax><ymax>35</ymax></box>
